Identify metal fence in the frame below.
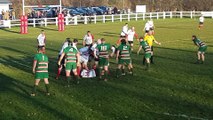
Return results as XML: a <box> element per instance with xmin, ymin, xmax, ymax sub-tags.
<box><xmin>1</xmin><ymin>11</ymin><xmax>213</xmax><ymax>28</ymax></box>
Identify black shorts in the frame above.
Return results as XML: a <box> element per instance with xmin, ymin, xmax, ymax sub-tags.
<box><xmin>151</xmin><ymin>46</ymin><xmax>154</xmax><ymax>52</ymax></box>
<box><xmin>145</xmin><ymin>30</ymin><xmax>149</xmax><ymax>33</ymax></box>
<box><xmin>128</xmin><ymin>41</ymin><xmax>133</xmax><ymax>44</ymax></box>
<box><xmin>199</xmin><ymin>22</ymin><xmax>203</xmax><ymax>25</ymax></box>
<box><xmin>150</xmin><ymin>27</ymin><xmax>154</xmax><ymax>30</ymax></box>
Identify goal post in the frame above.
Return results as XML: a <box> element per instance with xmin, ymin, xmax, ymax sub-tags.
<box><xmin>21</xmin><ymin>0</ymin><xmax>64</xmax><ymax>34</ymax></box>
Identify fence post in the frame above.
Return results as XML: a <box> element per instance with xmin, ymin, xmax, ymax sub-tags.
<box><xmin>8</xmin><ymin>20</ymin><xmax>11</xmax><ymax>28</ymax></box>
<box><xmin>157</xmin><ymin>12</ymin><xmax>159</xmax><ymax>19</ymax></box>
<box><xmin>180</xmin><ymin>11</ymin><xmax>183</xmax><ymax>18</ymax></box>
<box><xmin>143</xmin><ymin>13</ymin><xmax>145</xmax><ymax>20</ymax></box>
<box><xmin>212</xmin><ymin>12</ymin><xmax>213</xmax><ymax>19</ymax></box>
<box><xmin>170</xmin><ymin>12</ymin><xmax>172</xmax><ymax>18</ymax></box>
<box><xmin>44</xmin><ymin>18</ymin><xmax>47</xmax><ymax>27</ymax></box>
<box><xmin>112</xmin><ymin>14</ymin><xmax>114</xmax><ymax>22</ymax></box>
<box><xmin>103</xmin><ymin>15</ymin><xmax>105</xmax><ymax>23</ymax></box>
<box><xmin>65</xmin><ymin>16</ymin><xmax>69</xmax><ymax>25</ymax></box>
<box><xmin>94</xmin><ymin>15</ymin><xmax>97</xmax><ymax>24</ymax></box>
<box><xmin>128</xmin><ymin>14</ymin><xmax>130</xmax><ymax>21</ymax></box>
<box><xmin>120</xmin><ymin>14</ymin><xmax>122</xmax><ymax>22</ymax></box>
<box><xmin>84</xmin><ymin>16</ymin><xmax>87</xmax><ymax>24</ymax></box>
<box><xmin>163</xmin><ymin>12</ymin><xmax>166</xmax><ymax>19</ymax></box>
<box><xmin>190</xmin><ymin>11</ymin><xmax>193</xmax><ymax>19</ymax></box>
<box><xmin>150</xmin><ymin>12</ymin><xmax>152</xmax><ymax>19</ymax></box>
<box><xmin>56</xmin><ymin>17</ymin><xmax>58</xmax><ymax>26</ymax></box>
<box><xmin>135</xmin><ymin>13</ymin><xmax>138</xmax><ymax>21</ymax></box>
<box><xmin>74</xmin><ymin>16</ymin><xmax>77</xmax><ymax>25</ymax></box>
<box><xmin>33</xmin><ymin>18</ymin><xmax>36</xmax><ymax>27</ymax></box>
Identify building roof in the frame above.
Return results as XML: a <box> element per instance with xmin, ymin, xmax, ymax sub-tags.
<box><xmin>0</xmin><ymin>0</ymin><xmax>11</xmax><ymax>4</ymax></box>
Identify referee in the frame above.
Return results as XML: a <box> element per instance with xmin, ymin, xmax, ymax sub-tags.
<box><xmin>143</xmin><ymin>30</ymin><xmax>161</xmax><ymax>64</ymax></box>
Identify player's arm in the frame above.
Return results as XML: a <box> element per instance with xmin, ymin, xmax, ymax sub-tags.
<box><xmin>58</xmin><ymin>52</ymin><xmax>65</xmax><ymax>66</ymax></box>
<box><xmin>32</xmin><ymin>60</ymin><xmax>37</xmax><ymax>74</ymax></box>
<box><xmin>153</xmin><ymin>37</ymin><xmax>161</xmax><ymax>45</ymax></box>
<box><xmin>154</xmin><ymin>40</ymin><xmax>161</xmax><ymax>45</ymax></box>
<box><xmin>92</xmin><ymin>34</ymin><xmax>95</xmax><ymax>44</ymax></box>
<box><xmin>111</xmin><ymin>46</ymin><xmax>116</xmax><ymax>57</ymax></box>
<box><xmin>137</xmin><ymin>46</ymin><xmax>142</xmax><ymax>55</ymax></box>
<box><xmin>134</xmin><ymin>33</ymin><xmax>139</xmax><ymax>42</ymax></box>
<box><xmin>116</xmin><ymin>49</ymin><xmax>120</xmax><ymax>62</ymax></box>
<box><xmin>82</xmin><ymin>36</ymin><xmax>86</xmax><ymax>46</ymax></box>
<box><xmin>94</xmin><ymin>48</ymin><xmax>98</xmax><ymax>58</ymax></box>
<box><xmin>76</xmin><ymin>52</ymin><xmax>80</xmax><ymax>66</ymax></box>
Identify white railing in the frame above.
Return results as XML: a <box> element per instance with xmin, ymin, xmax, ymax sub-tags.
<box><xmin>1</xmin><ymin>11</ymin><xmax>213</xmax><ymax>28</ymax></box>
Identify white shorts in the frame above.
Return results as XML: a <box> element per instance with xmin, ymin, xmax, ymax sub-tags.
<box><xmin>80</xmin><ymin>56</ymin><xmax>89</xmax><ymax>64</ymax></box>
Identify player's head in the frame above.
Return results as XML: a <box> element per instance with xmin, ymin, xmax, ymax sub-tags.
<box><xmin>101</xmin><ymin>38</ymin><xmax>105</xmax><ymax>43</ymax></box>
<box><xmin>38</xmin><ymin>46</ymin><xmax>45</xmax><ymax>53</ymax></box>
<box><xmin>148</xmin><ymin>30</ymin><xmax>152</xmax><ymax>35</ymax></box>
<box><xmin>139</xmin><ymin>37</ymin><xmax>144</xmax><ymax>42</ymax></box>
<box><xmin>41</xmin><ymin>30</ymin><xmax>45</xmax><ymax>34</ymax></box>
<box><xmin>65</xmin><ymin>38</ymin><xmax>71</xmax><ymax>43</ymax></box>
<box><xmin>131</xmin><ymin>27</ymin><xmax>135</xmax><ymax>30</ymax></box>
<box><xmin>125</xmin><ymin>23</ymin><xmax>128</xmax><ymax>26</ymax></box>
<box><xmin>73</xmin><ymin>38</ymin><xmax>78</xmax><ymax>43</ymax></box>
<box><xmin>97</xmin><ymin>39</ymin><xmax>101</xmax><ymax>44</ymax></box>
<box><xmin>192</xmin><ymin>35</ymin><xmax>197</xmax><ymax>40</ymax></box>
<box><xmin>121</xmin><ymin>39</ymin><xmax>126</xmax><ymax>45</ymax></box>
<box><xmin>87</xmin><ymin>31</ymin><xmax>91</xmax><ymax>35</ymax></box>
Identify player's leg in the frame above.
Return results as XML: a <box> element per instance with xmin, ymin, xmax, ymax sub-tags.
<box><xmin>31</xmin><ymin>79</ymin><xmax>40</xmax><ymax>96</ymax></box>
<box><xmin>201</xmin><ymin>53</ymin><xmax>205</xmax><ymax>64</ymax></box>
<box><xmin>145</xmin><ymin>53</ymin><xmax>151</xmax><ymax>70</ymax></box>
<box><xmin>150</xmin><ymin>46</ymin><xmax>154</xmax><ymax>64</ymax></box>
<box><xmin>128</xmin><ymin>63</ymin><xmax>133</xmax><ymax>75</ymax></box>
<box><xmin>56</xmin><ymin>55</ymin><xmax>64</xmax><ymax>79</ymax></box>
<box><xmin>146</xmin><ymin>58</ymin><xmax>150</xmax><ymax>70</ymax></box>
<box><xmin>116</xmin><ymin>64</ymin><xmax>122</xmax><ymax>78</ymax></box>
<box><xmin>44</xmin><ymin>78</ymin><xmax>50</xmax><ymax>95</ymax></box>
<box><xmin>65</xmin><ymin>70</ymin><xmax>71</xmax><ymax>86</ymax></box>
<box><xmin>103</xmin><ymin>65</ymin><xmax>109</xmax><ymax>81</ymax></box>
<box><xmin>195</xmin><ymin>51</ymin><xmax>201</xmax><ymax>64</ymax></box>
<box><xmin>121</xmin><ymin>65</ymin><xmax>125</xmax><ymax>75</ymax></box>
<box><xmin>72</xmin><ymin>68</ymin><xmax>80</xmax><ymax>84</ymax></box>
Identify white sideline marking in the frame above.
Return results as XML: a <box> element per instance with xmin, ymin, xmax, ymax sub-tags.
<box><xmin>163</xmin><ymin>112</ymin><xmax>209</xmax><ymax>120</ymax></box>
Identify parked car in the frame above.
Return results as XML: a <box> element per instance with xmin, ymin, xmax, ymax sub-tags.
<box><xmin>99</xmin><ymin>6</ymin><xmax>109</xmax><ymax>14</ymax></box>
<box><xmin>68</xmin><ymin>8</ymin><xmax>83</xmax><ymax>16</ymax></box>
<box><xmin>74</xmin><ymin>7</ymin><xmax>87</xmax><ymax>16</ymax></box>
<box><xmin>81</xmin><ymin>7</ymin><xmax>96</xmax><ymax>16</ymax></box>
<box><xmin>92</xmin><ymin>7</ymin><xmax>104</xmax><ymax>15</ymax></box>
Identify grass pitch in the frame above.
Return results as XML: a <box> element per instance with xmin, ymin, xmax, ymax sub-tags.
<box><xmin>0</xmin><ymin>19</ymin><xmax>213</xmax><ymax>120</ymax></box>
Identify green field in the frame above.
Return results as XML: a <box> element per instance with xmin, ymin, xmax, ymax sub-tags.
<box><xmin>0</xmin><ymin>19</ymin><xmax>213</xmax><ymax>120</ymax></box>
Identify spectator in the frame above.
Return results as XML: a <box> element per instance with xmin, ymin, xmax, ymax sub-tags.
<box><xmin>12</xmin><ymin>10</ymin><xmax>16</xmax><ymax>20</ymax></box>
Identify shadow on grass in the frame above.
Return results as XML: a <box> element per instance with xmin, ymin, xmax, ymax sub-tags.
<box><xmin>36</xmin><ymin>26</ymin><xmax>58</xmax><ymax>31</ymax></box>
<box><xmin>0</xmin><ymin>28</ymin><xmax>20</xmax><ymax>34</ymax></box>
<box><xmin>0</xmin><ymin>73</ymin><xmax>73</xmax><ymax>120</ymax></box>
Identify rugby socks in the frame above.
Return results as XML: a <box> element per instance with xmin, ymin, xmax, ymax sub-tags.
<box><xmin>99</xmin><ymin>68</ymin><xmax>103</xmax><ymax>79</ymax></box>
<box><xmin>32</xmin><ymin>85</ymin><xmax>38</xmax><ymax>94</ymax></box>
<box><xmin>122</xmin><ymin>69</ymin><xmax>125</xmax><ymax>75</ymax></box>
<box><xmin>104</xmin><ymin>71</ymin><xmax>109</xmax><ymax>80</ymax></box>
<box><xmin>74</xmin><ymin>75</ymin><xmax>80</xmax><ymax>84</ymax></box>
<box><xmin>77</xmin><ymin>67</ymin><xmax>81</xmax><ymax>76</ymax></box>
<box><xmin>56</xmin><ymin>68</ymin><xmax>62</xmax><ymax>78</ymax></box>
<box><xmin>143</xmin><ymin>57</ymin><xmax>146</xmax><ymax>65</ymax></box>
<box><xmin>66</xmin><ymin>76</ymin><xmax>71</xmax><ymax>84</ymax></box>
<box><xmin>116</xmin><ymin>68</ymin><xmax>121</xmax><ymax>77</ymax></box>
<box><xmin>151</xmin><ymin>56</ymin><xmax>154</xmax><ymax>64</ymax></box>
<box><xmin>146</xmin><ymin>63</ymin><xmax>150</xmax><ymax>70</ymax></box>
<box><xmin>45</xmin><ymin>84</ymin><xmax>49</xmax><ymax>93</ymax></box>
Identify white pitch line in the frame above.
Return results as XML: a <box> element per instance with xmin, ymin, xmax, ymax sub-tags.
<box><xmin>163</xmin><ymin>112</ymin><xmax>209</xmax><ymax>120</ymax></box>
